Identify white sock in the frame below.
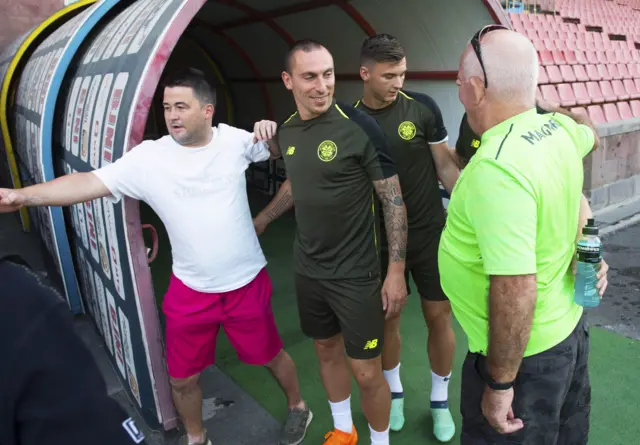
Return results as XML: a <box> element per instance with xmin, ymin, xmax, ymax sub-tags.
<box><xmin>383</xmin><ymin>363</ymin><xmax>403</xmax><ymax>394</ymax></box>
<box><xmin>369</xmin><ymin>424</ymin><xmax>390</xmax><ymax>445</ymax></box>
<box><xmin>329</xmin><ymin>396</ymin><xmax>353</xmax><ymax>433</ymax></box>
<box><xmin>430</xmin><ymin>370</ymin><xmax>451</xmax><ymax>404</ymax></box>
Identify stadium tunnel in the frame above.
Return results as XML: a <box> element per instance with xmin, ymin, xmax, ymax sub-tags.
<box><xmin>0</xmin><ymin>0</ymin><xmax>506</xmax><ymax>431</ymax></box>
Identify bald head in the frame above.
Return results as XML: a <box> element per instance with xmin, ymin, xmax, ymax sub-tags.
<box><xmin>461</xmin><ymin>29</ymin><xmax>538</xmax><ymax>105</ymax></box>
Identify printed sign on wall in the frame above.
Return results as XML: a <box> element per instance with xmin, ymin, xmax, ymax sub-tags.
<box><xmin>54</xmin><ymin>0</ymin><xmax>201</xmax><ymax>429</ymax></box>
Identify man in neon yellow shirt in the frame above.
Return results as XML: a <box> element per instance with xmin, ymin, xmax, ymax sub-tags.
<box><xmin>440</xmin><ymin>26</ymin><xmax>605</xmax><ymax>444</ymax></box>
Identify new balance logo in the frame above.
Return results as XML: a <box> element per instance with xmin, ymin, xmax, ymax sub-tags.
<box><xmin>286</xmin><ymin>146</ymin><xmax>296</xmax><ymax>155</ymax></box>
<box><xmin>122</xmin><ymin>418</ymin><xmax>145</xmax><ymax>444</ymax></box>
<box><xmin>363</xmin><ymin>339</ymin><xmax>378</xmax><ymax>350</ymax></box>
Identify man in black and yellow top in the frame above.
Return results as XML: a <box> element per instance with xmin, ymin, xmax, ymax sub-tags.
<box><xmin>255</xmin><ymin>40</ymin><xmax>409</xmax><ymax>445</ymax></box>
<box><xmin>350</xmin><ymin>34</ymin><xmax>460</xmax><ymax>441</ymax></box>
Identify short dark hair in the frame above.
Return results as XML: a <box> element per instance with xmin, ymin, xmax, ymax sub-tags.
<box><xmin>360</xmin><ymin>33</ymin><xmax>405</xmax><ymax>65</ymax></box>
<box><xmin>162</xmin><ymin>68</ymin><xmax>216</xmax><ymax>106</ymax></box>
<box><xmin>285</xmin><ymin>39</ymin><xmax>326</xmax><ymax>72</ymax></box>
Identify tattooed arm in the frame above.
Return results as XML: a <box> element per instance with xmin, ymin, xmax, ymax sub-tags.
<box><xmin>373</xmin><ymin>174</ymin><xmax>408</xmax><ymax>318</ymax></box>
<box><xmin>253</xmin><ymin>178</ymin><xmax>293</xmax><ymax>235</ymax></box>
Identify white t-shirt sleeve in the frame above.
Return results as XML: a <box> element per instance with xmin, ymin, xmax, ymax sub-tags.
<box><xmin>227</xmin><ymin>125</ymin><xmax>270</xmax><ymax>163</ymax></box>
<box><xmin>92</xmin><ymin>143</ymin><xmax>150</xmax><ymax>203</ymax></box>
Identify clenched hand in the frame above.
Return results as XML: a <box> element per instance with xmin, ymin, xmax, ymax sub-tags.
<box><xmin>482</xmin><ymin>386</ymin><xmax>524</xmax><ymax>435</ymax></box>
<box><xmin>0</xmin><ymin>189</ymin><xmax>26</xmax><ymax>213</ymax></box>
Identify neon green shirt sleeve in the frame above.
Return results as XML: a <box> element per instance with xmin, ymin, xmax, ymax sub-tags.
<box><xmin>467</xmin><ymin>159</ymin><xmax>537</xmax><ymax>276</ymax></box>
<box><xmin>550</xmin><ymin>112</ymin><xmax>596</xmax><ymax>158</ymax></box>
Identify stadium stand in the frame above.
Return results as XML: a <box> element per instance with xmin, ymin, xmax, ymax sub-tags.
<box><xmin>508</xmin><ymin>0</ymin><xmax>640</xmax><ymax>121</ymax></box>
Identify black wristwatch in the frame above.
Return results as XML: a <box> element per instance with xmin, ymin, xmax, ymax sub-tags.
<box><xmin>485</xmin><ymin>376</ymin><xmax>515</xmax><ymax>391</ymax></box>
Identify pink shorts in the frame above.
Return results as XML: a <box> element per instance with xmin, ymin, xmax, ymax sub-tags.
<box><xmin>162</xmin><ymin>268</ymin><xmax>283</xmax><ymax>379</ymax></box>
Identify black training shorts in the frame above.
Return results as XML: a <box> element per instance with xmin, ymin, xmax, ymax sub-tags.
<box><xmin>381</xmin><ymin>228</ymin><xmax>447</xmax><ymax>302</ymax></box>
<box><xmin>295</xmin><ymin>273</ymin><xmax>384</xmax><ymax>360</ymax></box>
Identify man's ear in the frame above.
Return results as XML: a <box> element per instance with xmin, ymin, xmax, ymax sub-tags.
<box><xmin>360</xmin><ymin>65</ymin><xmax>369</xmax><ymax>81</ymax></box>
<box><xmin>282</xmin><ymin>71</ymin><xmax>293</xmax><ymax>91</ymax></box>
<box><xmin>469</xmin><ymin>76</ymin><xmax>486</xmax><ymax>107</ymax></box>
<box><xmin>204</xmin><ymin>104</ymin><xmax>215</xmax><ymax>120</ymax></box>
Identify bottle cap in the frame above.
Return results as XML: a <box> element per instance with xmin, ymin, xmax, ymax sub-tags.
<box><xmin>582</xmin><ymin>218</ymin><xmax>599</xmax><ymax>235</ymax></box>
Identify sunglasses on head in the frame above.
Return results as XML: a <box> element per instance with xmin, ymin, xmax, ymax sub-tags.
<box><xmin>470</xmin><ymin>24</ymin><xmax>508</xmax><ymax>88</ymax></box>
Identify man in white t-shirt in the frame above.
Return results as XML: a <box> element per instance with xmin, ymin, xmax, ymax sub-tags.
<box><xmin>0</xmin><ymin>68</ymin><xmax>312</xmax><ymax>445</ymax></box>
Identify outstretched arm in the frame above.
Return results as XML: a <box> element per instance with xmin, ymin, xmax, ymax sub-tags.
<box><xmin>253</xmin><ymin>179</ymin><xmax>293</xmax><ymax>235</ymax></box>
<box><xmin>0</xmin><ymin>173</ymin><xmax>110</xmax><ymax>212</ymax></box>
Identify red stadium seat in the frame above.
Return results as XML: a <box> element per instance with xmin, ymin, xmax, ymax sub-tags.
<box><xmin>572</xmin><ymin>83</ymin><xmax>591</xmax><ymax>105</ymax></box>
<box><xmin>586</xmin><ymin>82</ymin><xmax>605</xmax><ymax>103</ymax></box>
<box><xmin>588</xmin><ymin>105</ymin><xmax>607</xmax><ymax>124</ymax></box>
<box><xmin>617</xmin><ymin>101</ymin><xmax>634</xmax><ymax>120</ymax></box>
<box><xmin>557</xmin><ymin>83</ymin><xmax>577</xmax><ymax>107</ymax></box>
<box><xmin>630</xmin><ymin>100</ymin><xmax>640</xmax><ymax>118</ymax></box>
<box><xmin>603</xmin><ymin>103</ymin><xmax>621</xmax><ymax>121</ymax></box>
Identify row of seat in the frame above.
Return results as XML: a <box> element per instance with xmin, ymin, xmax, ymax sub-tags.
<box><xmin>540</xmin><ymin>63</ymin><xmax>640</xmax><ymax>83</ymax></box>
<box><xmin>574</xmin><ymin>101</ymin><xmax>640</xmax><ymax>124</ymax></box>
<box><xmin>531</xmin><ymin>38</ymin><xmax>638</xmax><ymax>53</ymax></box>
<box><xmin>539</xmin><ymin>80</ymin><xmax>640</xmax><ymax>108</ymax></box>
<box><xmin>518</xmin><ymin>28</ymin><xmax>636</xmax><ymax>47</ymax></box>
<box><xmin>538</xmin><ymin>49</ymin><xmax>640</xmax><ymax>66</ymax></box>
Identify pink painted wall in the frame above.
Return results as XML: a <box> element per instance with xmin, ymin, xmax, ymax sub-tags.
<box><xmin>0</xmin><ymin>0</ymin><xmax>65</xmax><ymax>50</ymax></box>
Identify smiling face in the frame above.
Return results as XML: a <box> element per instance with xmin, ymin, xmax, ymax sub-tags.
<box><xmin>163</xmin><ymin>86</ymin><xmax>214</xmax><ymax>147</ymax></box>
<box><xmin>282</xmin><ymin>46</ymin><xmax>335</xmax><ymax>120</ymax></box>
<box><xmin>361</xmin><ymin>57</ymin><xmax>407</xmax><ymax>104</ymax></box>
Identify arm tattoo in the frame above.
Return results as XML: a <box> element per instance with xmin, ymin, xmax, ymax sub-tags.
<box><xmin>373</xmin><ymin>175</ymin><xmax>407</xmax><ymax>263</ymax></box>
<box><xmin>266</xmin><ymin>188</ymin><xmax>292</xmax><ymax>221</ymax></box>
<box><xmin>487</xmin><ymin>274</ymin><xmax>537</xmax><ymax>383</ymax></box>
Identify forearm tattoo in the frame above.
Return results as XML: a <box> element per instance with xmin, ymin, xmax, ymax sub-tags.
<box><xmin>373</xmin><ymin>175</ymin><xmax>407</xmax><ymax>262</ymax></box>
<box><xmin>266</xmin><ymin>185</ymin><xmax>293</xmax><ymax>221</ymax></box>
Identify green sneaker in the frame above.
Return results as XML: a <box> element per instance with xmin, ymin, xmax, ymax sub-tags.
<box><xmin>390</xmin><ymin>392</ymin><xmax>405</xmax><ymax>432</ymax></box>
<box><xmin>431</xmin><ymin>402</ymin><xmax>455</xmax><ymax>442</ymax></box>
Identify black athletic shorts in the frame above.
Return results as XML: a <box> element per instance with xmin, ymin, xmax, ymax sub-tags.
<box><xmin>295</xmin><ymin>273</ymin><xmax>384</xmax><ymax>360</ymax></box>
<box><xmin>460</xmin><ymin>315</ymin><xmax>591</xmax><ymax>445</ymax></box>
<box><xmin>381</xmin><ymin>228</ymin><xmax>447</xmax><ymax>302</ymax></box>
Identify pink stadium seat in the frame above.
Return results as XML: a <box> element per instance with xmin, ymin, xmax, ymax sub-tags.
<box><xmin>557</xmin><ymin>83</ymin><xmax>577</xmax><ymax>107</ymax></box>
<box><xmin>544</xmin><ymin>38</ymin><xmax>557</xmax><ymax>51</ymax></box>
<box><xmin>628</xmin><ymin>63</ymin><xmax>640</xmax><ymax>78</ymax></box>
<box><xmin>565</xmin><ymin>40</ymin><xmax>577</xmax><ymax>51</ymax></box>
<box><xmin>586</xmin><ymin>64</ymin><xmax>601</xmax><ymax>81</ymax></box>
<box><xmin>585</xmin><ymin>51</ymin><xmax>599</xmax><ymax>64</ymax></box>
<box><xmin>539</xmin><ymin>50</ymin><xmax>554</xmax><ymax>66</ymax></box>
<box><xmin>573</xmin><ymin>65</ymin><xmax>589</xmax><ymax>82</ymax></box>
<box><xmin>570</xmin><ymin>107</ymin><xmax>588</xmax><ymax>119</ymax></box>
<box><xmin>546</xmin><ymin>65</ymin><xmax>563</xmax><ymax>83</ymax></box>
<box><xmin>541</xmin><ymin>84</ymin><xmax>561</xmax><ymax>104</ymax></box>
<box><xmin>594</xmin><ymin>40</ymin><xmax>605</xmax><ymax>51</ymax></box>
<box><xmin>526</xmin><ymin>29</ymin><xmax>539</xmax><ymax>40</ymax></box>
<box><xmin>558</xmin><ymin>31</ymin><xmax>570</xmax><ymax>41</ymax></box>
<box><xmin>574</xmin><ymin>50</ymin><xmax>588</xmax><ymax>64</ymax></box>
<box><xmin>552</xmin><ymin>50</ymin><xmax>567</xmax><ymax>65</ymax></box>
<box><xmin>608</xmin><ymin>64</ymin><xmax>622</xmax><ymax>80</ymax></box>
<box><xmin>576</xmin><ymin>40</ymin><xmax>588</xmax><ymax>52</ymax></box>
<box><xmin>599</xmin><ymin>51</ymin><xmax>611</xmax><ymax>64</ymax></box>
<box><xmin>612</xmin><ymin>79</ymin><xmax>630</xmax><ymax>100</ymax></box>
<box><xmin>603</xmin><ymin>40</ymin><xmax>614</xmax><ymax>51</ymax></box>
<box><xmin>586</xmin><ymin>82</ymin><xmax>605</xmax><ymax>103</ymax></box>
<box><xmin>599</xmin><ymin>81</ymin><xmax>618</xmax><ymax>101</ymax></box>
<box><xmin>633</xmin><ymin>51</ymin><xmax>640</xmax><ymax>62</ymax></box>
<box><xmin>618</xmin><ymin>63</ymin><xmax>631</xmax><ymax>79</ymax></box>
<box><xmin>532</xmin><ymin>39</ymin><xmax>547</xmax><ymax>52</ymax></box>
<box><xmin>630</xmin><ymin>100</ymin><xmax>640</xmax><ymax>118</ymax></box>
<box><xmin>597</xmin><ymin>64</ymin><xmax>612</xmax><ymax>80</ymax></box>
<box><xmin>635</xmin><ymin>78</ymin><xmax>640</xmax><ymax>92</ymax></box>
<box><xmin>572</xmin><ymin>83</ymin><xmax>591</xmax><ymax>105</ymax></box>
<box><xmin>617</xmin><ymin>101</ymin><xmax>634</xmax><ymax>120</ymax></box>
<box><xmin>616</xmin><ymin>50</ymin><xmax>631</xmax><ymax>63</ymax></box>
<box><xmin>584</xmin><ymin>32</ymin><xmax>594</xmax><ymax>43</ymax></box>
<box><xmin>560</xmin><ymin>65</ymin><xmax>576</xmax><ymax>82</ymax></box>
<box><xmin>564</xmin><ymin>50</ymin><xmax>578</xmax><ymax>65</ymax></box>
<box><xmin>603</xmin><ymin>103</ymin><xmax>621</xmax><ymax>121</ymax></box>
<box><xmin>623</xmin><ymin>79</ymin><xmax>640</xmax><ymax>99</ymax></box>
<box><xmin>555</xmin><ymin>40</ymin><xmax>568</xmax><ymax>51</ymax></box>
<box><xmin>538</xmin><ymin>66</ymin><xmax>549</xmax><ymax>84</ymax></box>
<box><xmin>588</xmin><ymin>105</ymin><xmax>607</xmax><ymax>124</ymax></box>
<box><xmin>547</xmin><ymin>29</ymin><xmax>558</xmax><ymax>39</ymax></box>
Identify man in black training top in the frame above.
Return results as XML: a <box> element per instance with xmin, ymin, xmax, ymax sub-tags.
<box><xmin>352</xmin><ymin>34</ymin><xmax>460</xmax><ymax>441</ymax></box>
<box><xmin>0</xmin><ymin>255</ymin><xmax>147</xmax><ymax>445</ymax></box>
<box><xmin>257</xmin><ymin>40</ymin><xmax>408</xmax><ymax>445</ymax></box>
